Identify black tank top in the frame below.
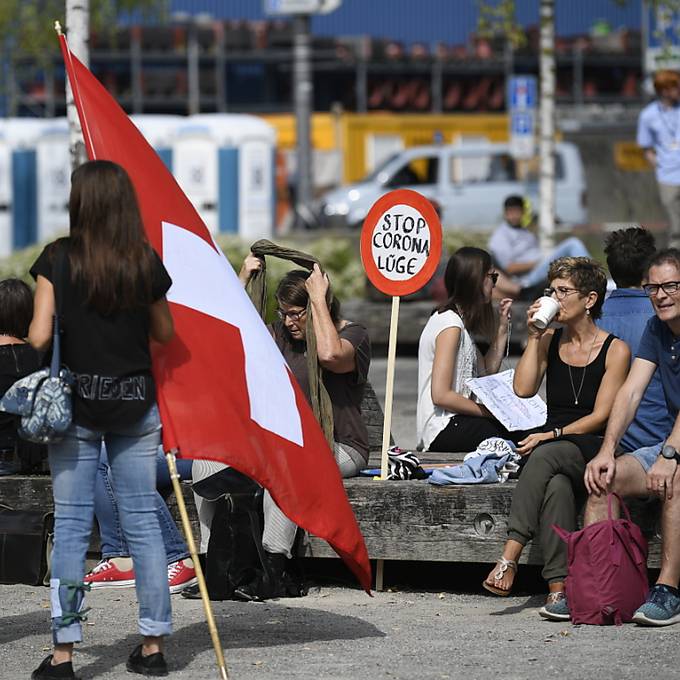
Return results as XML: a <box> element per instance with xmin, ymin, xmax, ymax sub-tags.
<box><xmin>545</xmin><ymin>328</ymin><xmax>616</xmax><ymax>433</ymax></box>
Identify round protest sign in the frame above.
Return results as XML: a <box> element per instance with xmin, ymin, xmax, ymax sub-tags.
<box><xmin>360</xmin><ymin>189</ymin><xmax>442</xmax><ymax>297</ymax></box>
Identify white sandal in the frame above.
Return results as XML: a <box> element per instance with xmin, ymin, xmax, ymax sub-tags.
<box><xmin>482</xmin><ymin>557</ymin><xmax>517</xmax><ymax>597</ymax></box>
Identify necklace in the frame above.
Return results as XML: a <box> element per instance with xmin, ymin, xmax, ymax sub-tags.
<box><xmin>566</xmin><ymin>330</ymin><xmax>599</xmax><ymax>406</ymax></box>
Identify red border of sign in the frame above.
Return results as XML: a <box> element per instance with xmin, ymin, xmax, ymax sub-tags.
<box><xmin>360</xmin><ymin>189</ymin><xmax>442</xmax><ymax>297</ymax></box>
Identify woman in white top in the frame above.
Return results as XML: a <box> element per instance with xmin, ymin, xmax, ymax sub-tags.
<box><xmin>417</xmin><ymin>247</ymin><xmax>512</xmax><ymax>452</ymax></box>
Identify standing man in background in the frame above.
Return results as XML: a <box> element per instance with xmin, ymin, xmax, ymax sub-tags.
<box><xmin>638</xmin><ymin>70</ymin><xmax>680</xmax><ymax>249</ymax></box>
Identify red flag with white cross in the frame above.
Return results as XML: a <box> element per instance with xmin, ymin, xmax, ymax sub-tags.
<box><xmin>58</xmin><ymin>34</ymin><xmax>371</xmax><ymax>593</ymax></box>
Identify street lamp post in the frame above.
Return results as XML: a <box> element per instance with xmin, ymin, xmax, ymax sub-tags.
<box><xmin>293</xmin><ymin>13</ymin><xmax>313</xmax><ymax>227</ymax></box>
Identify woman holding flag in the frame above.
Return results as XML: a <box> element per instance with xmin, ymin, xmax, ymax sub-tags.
<box><xmin>29</xmin><ymin>160</ymin><xmax>175</xmax><ymax>679</ymax></box>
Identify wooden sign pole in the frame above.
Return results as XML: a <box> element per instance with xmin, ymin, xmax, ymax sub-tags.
<box><xmin>380</xmin><ymin>295</ymin><xmax>400</xmax><ymax>480</ymax></box>
<box><xmin>359</xmin><ymin>188</ymin><xmax>442</xmax><ymax>593</ymax></box>
<box><xmin>376</xmin><ymin>295</ymin><xmax>400</xmax><ymax>592</ymax></box>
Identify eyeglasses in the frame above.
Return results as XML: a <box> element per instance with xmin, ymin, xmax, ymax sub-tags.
<box><xmin>276</xmin><ymin>307</ymin><xmax>307</xmax><ymax>322</ymax></box>
<box><xmin>544</xmin><ymin>286</ymin><xmax>581</xmax><ymax>300</ymax></box>
<box><xmin>487</xmin><ymin>271</ymin><xmax>499</xmax><ymax>285</ymax></box>
<box><xmin>643</xmin><ymin>281</ymin><xmax>680</xmax><ymax>297</ymax></box>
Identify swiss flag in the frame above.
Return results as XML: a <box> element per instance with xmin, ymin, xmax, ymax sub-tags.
<box><xmin>59</xmin><ymin>36</ymin><xmax>371</xmax><ymax>592</ymax></box>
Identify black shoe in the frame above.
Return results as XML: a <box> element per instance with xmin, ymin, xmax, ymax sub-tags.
<box><xmin>31</xmin><ymin>655</ymin><xmax>79</xmax><ymax>680</ymax></box>
<box><xmin>233</xmin><ymin>552</ymin><xmax>306</xmax><ymax>602</ymax></box>
<box><xmin>180</xmin><ymin>583</ymin><xmax>201</xmax><ymax>599</ymax></box>
<box><xmin>126</xmin><ymin>645</ymin><xmax>168</xmax><ymax>677</ymax></box>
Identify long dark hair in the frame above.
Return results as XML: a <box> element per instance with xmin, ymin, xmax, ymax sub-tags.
<box><xmin>68</xmin><ymin>160</ymin><xmax>155</xmax><ymax>315</ymax></box>
<box><xmin>436</xmin><ymin>247</ymin><xmax>495</xmax><ymax>340</ymax></box>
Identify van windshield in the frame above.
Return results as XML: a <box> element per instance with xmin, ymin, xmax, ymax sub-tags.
<box><xmin>361</xmin><ymin>153</ymin><xmax>400</xmax><ymax>182</ymax></box>
<box><xmin>450</xmin><ymin>151</ymin><xmax>565</xmax><ymax>183</ymax></box>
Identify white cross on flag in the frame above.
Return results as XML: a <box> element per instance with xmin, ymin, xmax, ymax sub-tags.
<box><xmin>59</xmin><ymin>35</ymin><xmax>371</xmax><ymax>592</ymax></box>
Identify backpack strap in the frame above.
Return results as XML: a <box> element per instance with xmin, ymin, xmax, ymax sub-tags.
<box><xmin>608</xmin><ymin>492</ymin><xmax>632</xmax><ymax>523</ymax></box>
<box><xmin>49</xmin><ymin>246</ymin><xmax>68</xmax><ymax>378</ymax></box>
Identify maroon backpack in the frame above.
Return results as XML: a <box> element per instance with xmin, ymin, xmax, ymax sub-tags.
<box><xmin>553</xmin><ymin>493</ymin><xmax>649</xmax><ymax>625</ymax></box>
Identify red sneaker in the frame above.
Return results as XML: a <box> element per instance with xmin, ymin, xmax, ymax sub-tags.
<box><xmin>167</xmin><ymin>559</ymin><xmax>197</xmax><ymax>594</ymax></box>
<box><xmin>84</xmin><ymin>559</ymin><xmax>136</xmax><ymax>589</ymax></box>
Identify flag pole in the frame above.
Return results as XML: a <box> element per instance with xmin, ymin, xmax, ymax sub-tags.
<box><xmin>165</xmin><ymin>451</ymin><xmax>229</xmax><ymax>680</ymax></box>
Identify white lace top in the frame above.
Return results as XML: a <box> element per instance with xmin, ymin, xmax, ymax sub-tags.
<box><xmin>416</xmin><ymin>309</ymin><xmax>480</xmax><ymax>450</ymax></box>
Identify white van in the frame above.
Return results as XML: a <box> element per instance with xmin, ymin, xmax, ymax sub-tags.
<box><xmin>320</xmin><ymin>142</ymin><xmax>587</xmax><ymax>230</ymax></box>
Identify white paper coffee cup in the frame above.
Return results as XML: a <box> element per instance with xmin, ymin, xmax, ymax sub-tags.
<box><xmin>531</xmin><ymin>296</ymin><xmax>560</xmax><ymax>329</ymax></box>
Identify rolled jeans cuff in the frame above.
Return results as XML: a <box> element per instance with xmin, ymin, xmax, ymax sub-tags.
<box><xmin>52</xmin><ymin>622</ymin><xmax>83</xmax><ymax>645</ymax></box>
<box><xmin>139</xmin><ymin>617</ymin><xmax>173</xmax><ymax>637</ymax></box>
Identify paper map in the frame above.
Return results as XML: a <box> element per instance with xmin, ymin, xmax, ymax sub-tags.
<box><xmin>466</xmin><ymin>369</ymin><xmax>547</xmax><ymax>432</ymax></box>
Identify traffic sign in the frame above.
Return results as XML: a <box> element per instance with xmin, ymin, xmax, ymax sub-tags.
<box><xmin>360</xmin><ymin>189</ymin><xmax>442</xmax><ymax>297</ymax></box>
<box><xmin>509</xmin><ymin>76</ymin><xmax>537</xmax><ymax>110</ymax></box>
<box><xmin>508</xmin><ymin>75</ymin><xmax>537</xmax><ymax>160</ymax></box>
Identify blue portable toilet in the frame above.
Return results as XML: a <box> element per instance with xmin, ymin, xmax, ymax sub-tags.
<box><xmin>3</xmin><ymin>118</ymin><xmax>45</xmax><ymax>250</ymax></box>
<box><xmin>130</xmin><ymin>114</ymin><xmax>185</xmax><ymax>173</ymax></box>
<box><xmin>35</xmin><ymin>120</ymin><xmax>70</xmax><ymax>243</ymax></box>
<box><xmin>172</xmin><ymin>114</ymin><xmax>275</xmax><ymax>239</ymax></box>
<box><xmin>0</xmin><ymin>131</ymin><xmax>11</xmax><ymax>257</ymax></box>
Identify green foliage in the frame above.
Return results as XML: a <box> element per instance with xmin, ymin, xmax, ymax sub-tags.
<box><xmin>0</xmin><ymin>0</ymin><xmax>167</xmax><ymax>65</ymax></box>
<box><xmin>214</xmin><ymin>234</ymin><xmax>368</xmax><ymax>307</ymax></box>
<box><xmin>0</xmin><ymin>243</ymin><xmax>46</xmax><ymax>285</ymax></box>
<box><xmin>0</xmin><ymin>234</ymin><xmax>371</xmax><ymax>304</ymax></box>
<box><xmin>0</xmin><ymin>230</ymin><xmax>606</xmax><ymax>313</ymax></box>
<box><xmin>477</xmin><ymin>0</ymin><xmax>526</xmax><ymax>49</ymax></box>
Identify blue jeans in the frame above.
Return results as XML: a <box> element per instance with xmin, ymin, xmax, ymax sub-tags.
<box><xmin>627</xmin><ymin>441</ymin><xmax>664</xmax><ymax>472</ymax></box>
<box><xmin>48</xmin><ymin>404</ymin><xmax>172</xmax><ymax>644</ymax></box>
<box><xmin>520</xmin><ymin>237</ymin><xmax>591</xmax><ymax>287</ymax></box>
<box><xmin>95</xmin><ymin>447</ymin><xmax>192</xmax><ymax>564</ymax></box>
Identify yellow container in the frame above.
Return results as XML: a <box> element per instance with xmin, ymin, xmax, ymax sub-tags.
<box><xmin>261</xmin><ymin>112</ymin><xmax>510</xmax><ymax>184</ymax></box>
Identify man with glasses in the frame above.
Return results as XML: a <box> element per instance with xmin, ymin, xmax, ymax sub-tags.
<box><xmin>585</xmin><ymin>248</ymin><xmax>680</xmax><ymax>625</ymax></box>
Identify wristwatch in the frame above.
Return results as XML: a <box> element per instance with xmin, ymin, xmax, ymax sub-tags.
<box><xmin>552</xmin><ymin>427</ymin><xmax>563</xmax><ymax>439</ymax></box>
<box><xmin>661</xmin><ymin>443</ymin><xmax>680</xmax><ymax>464</ymax></box>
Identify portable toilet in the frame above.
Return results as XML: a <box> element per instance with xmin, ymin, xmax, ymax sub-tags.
<box><xmin>129</xmin><ymin>114</ymin><xmax>185</xmax><ymax>172</ymax></box>
<box><xmin>171</xmin><ymin>122</ymin><xmax>220</xmax><ymax>233</ymax></box>
<box><xmin>35</xmin><ymin>120</ymin><xmax>71</xmax><ymax>243</ymax></box>
<box><xmin>4</xmin><ymin>118</ymin><xmax>46</xmax><ymax>250</ymax></box>
<box><xmin>0</xmin><ymin>132</ymin><xmax>11</xmax><ymax>257</ymax></box>
<box><xmin>173</xmin><ymin>114</ymin><xmax>275</xmax><ymax>238</ymax></box>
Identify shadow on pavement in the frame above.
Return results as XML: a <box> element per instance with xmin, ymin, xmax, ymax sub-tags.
<box><xmin>64</xmin><ymin>601</ymin><xmax>384</xmax><ymax>678</ymax></box>
<box><xmin>488</xmin><ymin>594</ymin><xmax>545</xmax><ymax>616</ymax></box>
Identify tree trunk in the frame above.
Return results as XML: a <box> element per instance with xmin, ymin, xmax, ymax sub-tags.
<box><xmin>65</xmin><ymin>0</ymin><xmax>89</xmax><ymax>170</ymax></box>
<box><xmin>538</xmin><ymin>0</ymin><xmax>555</xmax><ymax>251</ymax></box>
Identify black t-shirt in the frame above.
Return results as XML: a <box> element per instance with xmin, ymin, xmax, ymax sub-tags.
<box><xmin>0</xmin><ymin>343</ymin><xmax>42</xmax><ymax>450</ymax></box>
<box><xmin>30</xmin><ymin>238</ymin><xmax>172</xmax><ymax>430</ymax></box>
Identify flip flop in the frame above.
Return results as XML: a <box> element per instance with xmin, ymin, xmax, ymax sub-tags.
<box><xmin>482</xmin><ymin>557</ymin><xmax>517</xmax><ymax>597</ymax></box>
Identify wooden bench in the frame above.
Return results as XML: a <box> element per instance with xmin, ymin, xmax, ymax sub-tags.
<box><xmin>300</xmin><ymin>381</ymin><xmax>665</xmax><ymax>568</ymax></box>
<box><xmin>0</xmin><ymin>381</ymin><xmax>664</xmax><ymax>572</ymax></box>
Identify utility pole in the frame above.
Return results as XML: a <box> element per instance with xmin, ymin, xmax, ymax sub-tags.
<box><xmin>293</xmin><ymin>13</ymin><xmax>313</xmax><ymax>227</ymax></box>
<box><xmin>65</xmin><ymin>0</ymin><xmax>89</xmax><ymax>169</ymax></box>
<box><xmin>538</xmin><ymin>0</ymin><xmax>556</xmax><ymax>251</ymax></box>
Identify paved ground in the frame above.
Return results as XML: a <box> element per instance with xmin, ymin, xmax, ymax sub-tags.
<box><xmin>2</xmin><ymin>357</ymin><xmax>673</xmax><ymax>680</ymax></box>
<box><xmin>4</xmin><ymin>583</ymin><xmax>679</xmax><ymax>680</ymax></box>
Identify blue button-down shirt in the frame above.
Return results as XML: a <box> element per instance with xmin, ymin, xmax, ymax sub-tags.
<box><xmin>638</xmin><ymin>100</ymin><xmax>680</xmax><ymax>185</ymax></box>
<box><xmin>599</xmin><ymin>289</ymin><xmax>674</xmax><ymax>452</ymax></box>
